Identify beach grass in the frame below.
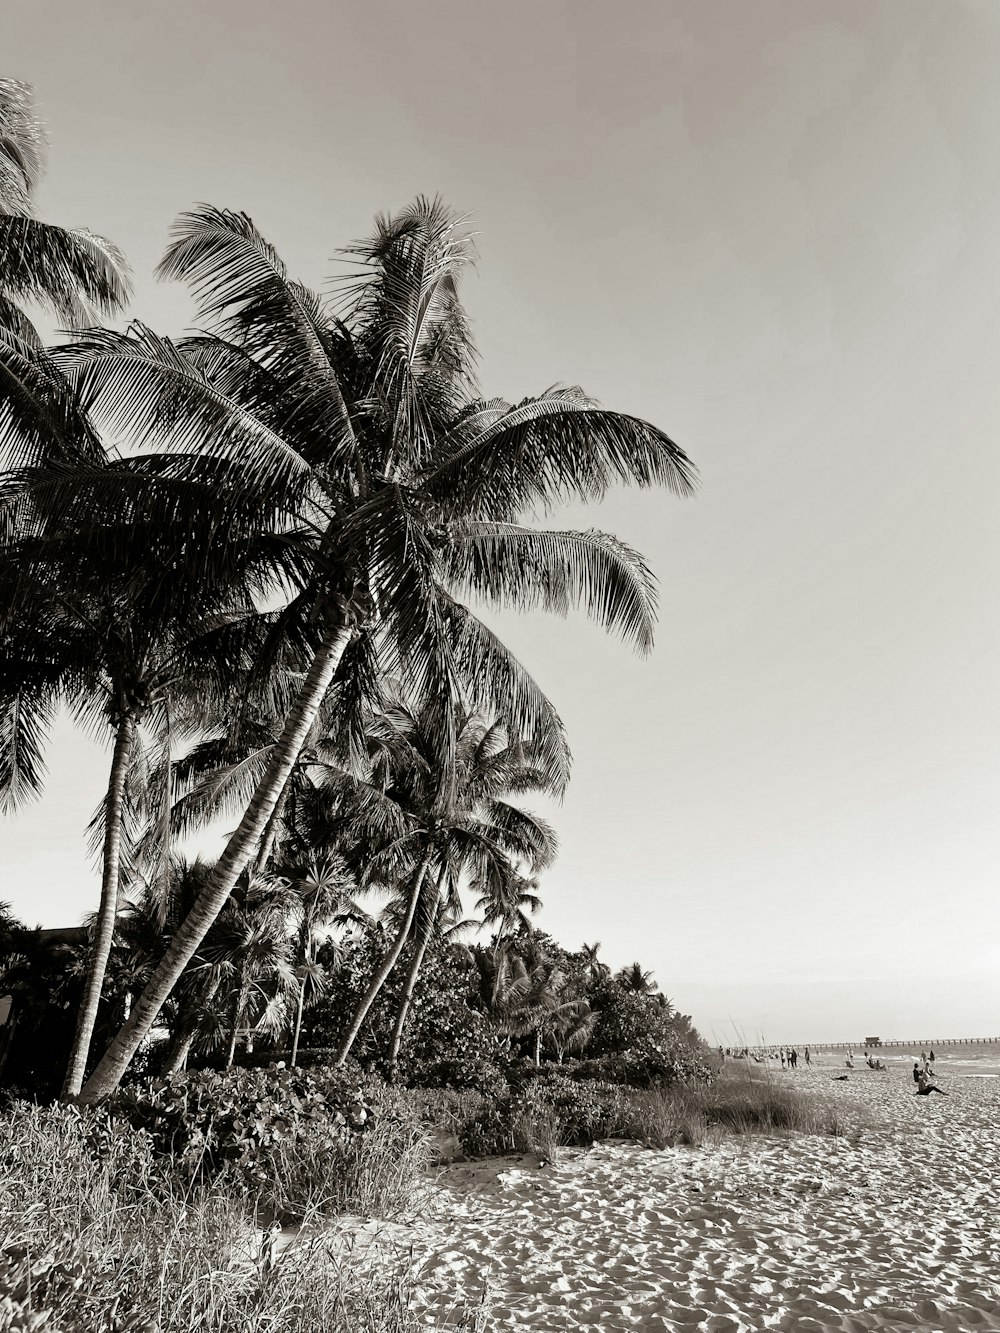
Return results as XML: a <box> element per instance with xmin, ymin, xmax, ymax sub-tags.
<box><xmin>0</xmin><ymin>1101</ymin><xmax>426</xmax><ymax>1333</ymax></box>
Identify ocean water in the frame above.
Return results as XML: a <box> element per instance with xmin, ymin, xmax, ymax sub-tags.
<box><xmin>808</xmin><ymin>1041</ymin><xmax>1000</xmax><ymax>1079</ymax></box>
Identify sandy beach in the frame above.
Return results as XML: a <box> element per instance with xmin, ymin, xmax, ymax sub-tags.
<box><xmin>296</xmin><ymin>1066</ymin><xmax>1000</xmax><ymax>1332</ymax></box>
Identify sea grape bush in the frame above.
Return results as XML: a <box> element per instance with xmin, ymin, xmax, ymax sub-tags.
<box><xmin>111</xmin><ymin>1066</ymin><xmax>376</xmax><ymax>1189</ymax></box>
<box><xmin>569</xmin><ymin>1042</ymin><xmax>714</xmax><ymax>1088</ymax></box>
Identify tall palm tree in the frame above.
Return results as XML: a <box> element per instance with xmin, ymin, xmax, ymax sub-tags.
<box><xmin>0</xmin><ymin>508</ymin><xmax>290</xmax><ymax>1097</ymax></box>
<box><xmin>372</xmin><ymin>709</ymin><xmax>558</xmax><ymax>1076</ymax></box>
<box><xmin>0</xmin><ymin>81</ymin><xmax>129</xmax><ymax>335</ymax></box>
<box><xmin>63</xmin><ymin>198</ymin><xmax>693</xmax><ymax>1102</ymax></box>
<box><xmin>197</xmin><ymin>874</ymin><xmax>297</xmax><ymax>1069</ymax></box>
<box><xmin>618</xmin><ymin>962</ymin><xmax>659</xmax><ymax>995</ymax></box>
<box><xmin>579</xmin><ymin>941</ymin><xmax>611</xmax><ymax>982</ymax></box>
<box><xmin>280</xmin><ymin>854</ymin><xmax>363</xmax><ymax>1066</ymax></box>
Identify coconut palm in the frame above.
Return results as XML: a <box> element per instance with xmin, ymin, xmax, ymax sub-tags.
<box><xmin>579</xmin><ymin>941</ymin><xmax>611</xmax><ymax>982</ymax></box>
<box><xmin>280</xmin><ymin>854</ymin><xmax>364</xmax><ymax>1066</ymax></box>
<box><xmin>359</xmin><ymin>708</ymin><xmax>559</xmax><ymax>1075</ymax></box>
<box><xmin>196</xmin><ymin>873</ymin><xmax>297</xmax><ymax>1069</ymax></box>
<box><xmin>475</xmin><ymin>871</ymin><xmax>544</xmax><ymax>940</ymax></box>
<box><xmin>62</xmin><ymin>197</ymin><xmax>693</xmax><ymax>1102</ymax></box>
<box><xmin>618</xmin><ymin>962</ymin><xmax>659</xmax><ymax>994</ymax></box>
<box><xmin>0</xmin><ymin>506</ymin><xmax>293</xmax><ymax>1097</ymax></box>
<box><xmin>0</xmin><ymin>81</ymin><xmax>129</xmax><ymax>487</ymax></box>
<box><xmin>473</xmin><ymin>938</ymin><xmax>591</xmax><ymax>1065</ymax></box>
<box><xmin>0</xmin><ymin>81</ymin><xmax>129</xmax><ymax>334</ymax></box>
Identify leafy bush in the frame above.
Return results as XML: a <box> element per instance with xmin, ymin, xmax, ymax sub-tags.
<box><xmin>570</xmin><ymin>1043</ymin><xmax>714</xmax><ymax>1088</ymax></box>
<box><xmin>306</xmin><ymin>937</ymin><xmax>492</xmax><ymax>1075</ymax></box>
<box><xmin>108</xmin><ymin>1065</ymin><xmax>429</xmax><ymax>1216</ymax></box>
<box><xmin>404</xmin><ymin>1054</ymin><xmax>510</xmax><ymax>1098</ymax></box>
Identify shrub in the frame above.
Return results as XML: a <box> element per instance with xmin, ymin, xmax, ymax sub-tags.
<box><xmin>404</xmin><ymin>1054</ymin><xmax>510</xmax><ymax>1098</ymax></box>
<box><xmin>110</xmin><ymin>1064</ymin><xmax>427</xmax><ymax>1217</ymax></box>
<box><xmin>570</xmin><ymin>1044</ymin><xmax>714</xmax><ymax>1088</ymax></box>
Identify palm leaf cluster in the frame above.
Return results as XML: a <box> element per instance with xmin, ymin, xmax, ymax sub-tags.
<box><xmin>0</xmin><ymin>86</ymin><xmax>695</xmax><ymax>1102</ymax></box>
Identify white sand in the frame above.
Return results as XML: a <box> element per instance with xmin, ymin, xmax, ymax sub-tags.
<box><xmin>281</xmin><ymin>1068</ymin><xmax>1000</xmax><ymax>1331</ymax></box>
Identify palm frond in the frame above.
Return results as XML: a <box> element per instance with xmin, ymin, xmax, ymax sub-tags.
<box><xmin>57</xmin><ymin>324</ymin><xmax>316</xmax><ymax>507</ymax></box>
<box><xmin>445</xmin><ymin>522</ymin><xmax>659</xmax><ymax>655</ymax></box>
<box><xmin>0</xmin><ymin>688</ymin><xmax>54</xmax><ymax>813</ymax></box>
<box><xmin>0</xmin><ymin>216</ymin><xmax>130</xmax><ymax>324</ymax></box>
<box><xmin>426</xmin><ymin>390</ymin><xmax>697</xmax><ymax>518</ymax></box>
<box><xmin>0</xmin><ymin>79</ymin><xmax>46</xmax><ymax>211</ymax></box>
<box><xmin>438</xmin><ymin>596</ymin><xmax>571</xmax><ymax>793</ymax></box>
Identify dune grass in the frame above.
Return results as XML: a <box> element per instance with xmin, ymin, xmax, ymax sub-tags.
<box><xmin>0</xmin><ymin>1101</ymin><xmax>429</xmax><ymax>1333</ymax></box>
<box><xmin>615</xmin><ymin>1066</ymin><xmax>853</xmax><ymax>1147</ymax></box>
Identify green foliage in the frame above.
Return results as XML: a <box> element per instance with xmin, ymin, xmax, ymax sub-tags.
<box><xmin>111</xmin><ymin>1065</ymin><xmax>376</xmax><ymax>1192</ymax></box>
<box><xmin>307</xmin><ymin>936</ymin><xmax>492</xmax><ymax>1074</ymax></box>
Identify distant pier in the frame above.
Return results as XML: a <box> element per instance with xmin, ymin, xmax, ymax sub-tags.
<box><xmin>802</xmin><ymin>1037</ymin><xmax>999</xmax><ymax>1050</ymax></box>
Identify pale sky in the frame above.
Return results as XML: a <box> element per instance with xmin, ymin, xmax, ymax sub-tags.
<box><xmin>4</xmin><ymin>0</ymin><xmax>999</xmax><ymax>1043</ymax></box>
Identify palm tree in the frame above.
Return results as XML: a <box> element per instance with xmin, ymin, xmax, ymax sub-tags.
<box><xmin>473</xmin><ymin>938</ymin><xmax>591</xmax><ymax>1066</ymax></box>
<box><xmin>618</xmin><ymin>962</ymin><xmax>659</xmax><ymax>995</ymax></box>
<box><xmin>0</xmin><ymin>81</ymin><xmax>129</xmax><ymax>335</ymax></box>
<box><xmin>0</xmin><ymin>508</ymin><xmax>290</xmax><ymax>1097</ymax></box>
<box><xmin>196</xmin><ymin>873</ymin><xmax>297</xmax><ymax>1069</ymax></box>
<box><xmin>370</xmin><ymin>708</ymin><xmax>558</xmax><ymax>1076</ymax></box>
<box><xmin>280</xmin><ymin>854</ymin><xmax>363</xmax><ymax>1066</ymax></box>
<box><xmin>476</xmin><ymin>871</ymin><xmax>544</xmax><ymax>940</ymax></box>
<box><xmin>63</xmin><ymin>198</ymin><xmax>693</xmax><ymax>1102</ymax></box>
<box><xmin>579</xmin><ymin>941</ymin><xmax>611</xmax><ymax>982</ymax></box>
<box><xmin>0</xmin><ymin>81</ymin><xmax>129</xmax><ymax>483</ymax></box>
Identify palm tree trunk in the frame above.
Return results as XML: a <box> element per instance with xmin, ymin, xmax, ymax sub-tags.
<box><xmin>62</xmin><ymin>712</ymin><xmax>137</xmax><ymax>1099</ymax></box>
<box><xmin>162</xmin><ymin>1030</ymin><xmax>194</xmax><ymax>1077</ymax></box>
<box><xmin>224</xmin><ymin>989</ymin><xmax>242</xmax><ymax>1070</ymax></box>
<box><xmin>255</xmin><ymin>777</ymin><xmax>291</xmax><ymax>872</ymax></box>
<box><xmin>385</xmin><ymin>928</ymin><xmax>431</xmax><ymax>1081</ymax></box>
<box><xmin>335</xmin><ymin>851</ymin><xmax>433</xmax><ymax>1068</ymax></box>
<box><xmin>78</xmin><ymin>621</ymin><xmax>355</xmax><ymax>1104</ymax></box>
<box><xmin>534</xmin><ymin>1029</ymin><xmax>541</xmax><ymax>1066</ymax></box>
<box><xmin>289</xmin><ymin>975</ymin><xmax>307</xmax><ymax>1067</ymax></box>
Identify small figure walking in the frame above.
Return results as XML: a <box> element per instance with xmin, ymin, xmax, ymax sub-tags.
<box><xmin>780</xmin><ymin>1048</ymin><xmax>787</xmax><ymax>1070</ymax></box>
<box><xmin>804</xmin><ymin>1046</ymin><xmax>811</xmax><ymax>1066</ymax></box>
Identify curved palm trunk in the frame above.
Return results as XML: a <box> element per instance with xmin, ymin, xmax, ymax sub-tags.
<box><xmin>78</xmin><ymin>622</ymin><xmax>354</xmax><ymax>1104</ymax></box>
<box><xmin>255</xmin><ymin>777</ymin><xmax>291</xmax><ymax>873</ymax></box>
<box><xmin>61</xmin><ymin>712</ymin><xmax>137</xmax><ymax>1099</ymax></box>
<box><xmin>335</xmin><ymin>851</ymin><xmax>433</xmax><ymax>1068</ymax></box>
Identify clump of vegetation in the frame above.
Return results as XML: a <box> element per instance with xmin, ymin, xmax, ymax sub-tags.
<box><xmin>0</xmin><ymin>1101</ymin><xmax>426</xmax><ymax>1333</ymax></box>
<box><xmin>109</xmin><ymin>1065</ymin><xmax>429</xmax><ymax>1218</ymax></box>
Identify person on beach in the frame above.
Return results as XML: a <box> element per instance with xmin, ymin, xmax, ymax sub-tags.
<box><xmin>912</xmin><ymin>1062</ymin><xmax>921</xmax><ymax>1084</ymax></box>
<box><xmin>780</xmin><ymin>1049</ymin><xmax>787</xmax><ymax>1070</ymax></box>
<box><xmin>804</xmin><ymin>1046</ymin><xmax>811</xmax><ymax>1066</ymax></box>
<box><xmin>916</xmin><ymin>1068</ymin><xmax>948</xmax><ymax>1096</ymax></box>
